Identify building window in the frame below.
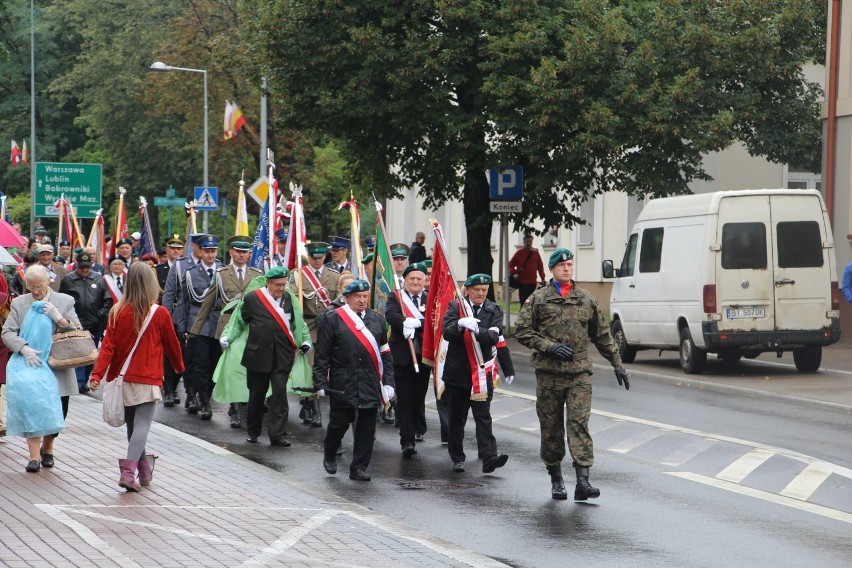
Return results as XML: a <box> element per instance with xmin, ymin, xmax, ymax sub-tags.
<box><xmin>577</xmin><ymin>199</ymin><xmax>595</xmax><ymax>246</ymax></box>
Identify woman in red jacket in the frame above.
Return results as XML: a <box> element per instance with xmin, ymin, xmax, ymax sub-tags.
<box><xmin>89</xmin><ymin>262</ymin><xmax>184</xmax><ymax>491</ymax></box>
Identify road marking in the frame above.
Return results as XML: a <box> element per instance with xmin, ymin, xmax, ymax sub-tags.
<box><xmin>667</xmin><ymin>472</ymin><xmax>852</xmax><ymax>525</ymax></box>
<box><xmin>608</xmin><ymin>429</ymin><xmax>667</xmax><ymax>454</ymax></box>
<box><xmin>242</xmin><ymin>510</ymin><xmax>339</xmax><ymax>566</ymax></box>
<box><xmin>716</xmin><ymin>448</ymin><xmax>775</xmax><ymax>483</ymax></box>
<box><xmin>781</xmin><ymin>462</ymin><xmax>835</xmax><ymax>501</ymax></box>
<box><xmin>660</xmin><ymin>437</ymin><xmax>716</xmax><ymax>467</ymax></box>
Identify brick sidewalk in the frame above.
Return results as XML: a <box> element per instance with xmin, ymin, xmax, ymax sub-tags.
<box><xmin>0</xmin><ymin>396</ymin><xmax>507</xmax><ymax>568</ymax></box>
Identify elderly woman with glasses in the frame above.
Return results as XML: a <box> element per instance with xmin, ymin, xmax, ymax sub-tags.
<box><xmin>1</xmin><ymin>264</ymin><xmax>81</xmax><ymax>472</ymax></box>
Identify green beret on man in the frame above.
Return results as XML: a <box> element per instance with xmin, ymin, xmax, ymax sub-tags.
<box><xmin>548</xmin><ymin>248</ymin><xmax>574</xmax><ymax>268</ymax></box>
<box><xmin>464</xmin><ymin>273</ymin><xmax>492</xmax><ymax>287</ymax></box>
<box><xmin>264</xmin><ymin>266</ymin><xmax>290</xmax><ymax>279</ymax></box>
<box><xmin>343</xmin><ymin>279</ymin><xmax>371</xmax><ymax>295</ymax></box>
<box><xmin>403</xmin><ymin>262</ymin><xmax>428</xmax><ymax>277</ymax></box>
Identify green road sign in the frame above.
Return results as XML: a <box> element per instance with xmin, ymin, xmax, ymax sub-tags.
<box><xmin>35</xmin><ymin>162</ymin><xmax>103</xmax><ymax>218</ymax></box>
<box><xmin>154</xmin><ymin>196</ymin><xmax>187</xmax><ymax>207</ymax></box>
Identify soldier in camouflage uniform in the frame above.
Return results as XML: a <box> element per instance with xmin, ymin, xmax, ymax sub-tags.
<box><xmin>515</xmin><ymin>248</ymin><xmax>630</xmax><ymax>501</ymax></box>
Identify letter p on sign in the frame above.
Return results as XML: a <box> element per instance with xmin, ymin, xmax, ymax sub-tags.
<box><xmin>488</xmin><ymin>166</ymin><xmax>524</xmax><ymax>201</ymax></box>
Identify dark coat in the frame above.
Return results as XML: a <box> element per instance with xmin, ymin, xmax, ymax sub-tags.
<box><xmin>385</xmin><ymin>290</ymin><xmax>428</xmax><ymax>367</ymax></box>
<box><xmin>313</xmin><ymin>307</ymin><xmax>394</xmax><ymax>409</ymax></box>
<box><xmin>59</xmin><ymin>270</ymin><xmax>113</xmax><ymax>335</ymax></box>
<box><xmin>441</xmin><ymin>298</ymin><xmax>502</xmax><ymax>389</ymax></box>
<box><xmin>240</xmin><ymin>289</ymin><xmax>297</xmax><ymax>374</ymax></box>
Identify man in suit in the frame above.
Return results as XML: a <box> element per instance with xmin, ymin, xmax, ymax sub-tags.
<box><xmin>291</xmin><ymin>241</ymin><xmax>339</xmax><ymax>427</ymax></box>
<box><xmin>115</xmin><ymin>237</ymin><xmax>134</xmax><ymax>267</ymax></box>
<box><xmin>181</xmin><ymin>236</ymin><xmax>223</xmax><ymax>420</ymax></box>
<box><xmin>35</xmin><ymin>244</ymin><xmax>68</xmax><ymax>292</ymax></box>
<box><xmin>313</xmin><ymin>279</ymin><xmax>395</xmax><ymax>481</ymax></box>
<box><xmin>193</xmin><ymin>235</ymin><xmax>263</xmax><ymax>427</ymax></box>
<box><xmin>385</xmin><ymin>262</ymin><xmax>432</xmax><ymax>457</ymax></box>
<box><xmin>441</xmin><ymin>273</ymin><xmax>509</xmax><ymax>474</ymax></box>
<box><xmin>324</xmin><ymin>236</ymin><xmax>351</xmax><ymax>273</ymax></box>
<box><xmin>240</xmin><ymin>266</ymin><xmax>311</xmax><ymax>445</ymax></box>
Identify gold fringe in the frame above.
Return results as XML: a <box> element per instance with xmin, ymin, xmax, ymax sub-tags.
<box><xmin>470</xmin><ymin>392</ymin><xmax>488</xmax><ymax>401</ymax></box>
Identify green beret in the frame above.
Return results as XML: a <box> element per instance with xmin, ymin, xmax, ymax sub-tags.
<box><xmin>464</xmin><ymin>273</ymin><xmax>492</xmax><ymax>287</ymax></box>
<box><xmin>548</xmin><ymin>248</ymin><xmax>574</xmax><ymax>268</ymax></box>
<box><xmin>423</xmin><ymin>259</ymin><xmax>433</xmax><ymax>268</ymax></box>
<box><xmin>403</xmin><ymin>262</ymin><xmax>427</xmax><ymax>277</ymax></box>
<box><xmin>342</xmin><ymin>279</ymin><xmax>371</xmax><ymax>295</ymax></box>
<box><xmin>362</xmin><ymin>253</ymin><xmax>374</xmax><ymax>264</ymax></box>
<box><xmin>264</xmin><ymin>266</ymin><xmax>290</xmax><ymax>280</ymax></box>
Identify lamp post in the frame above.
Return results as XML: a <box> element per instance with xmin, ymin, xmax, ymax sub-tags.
<box><xmin>150</xmin><ymin>61</ymin><xmax>209</xmax><ymax>233</ymax></box>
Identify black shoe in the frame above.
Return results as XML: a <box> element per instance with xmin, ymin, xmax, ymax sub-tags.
<box><xmin>187</xmin><ymin>396</ymin><xmax>199</xmax><ymax>414</ymax></box>
<box><xmin>270</xmin><ymin>437</ymin><xmax>291</xmax><ymax>447</ymax></box>
<box><xmin>40</xmin><ymin>453</ymin><xmax>54</xmax><ymax>468</ymax></box>
<box><xmin>199</xmin><ymin>403</ymin><xmax>212</xmax><ymax>420</ymax></box>
<box><xmin>482</xmin><ymin>454</ymin><xmax>509</xmax><ymax>474</ymax></box>
<box><xmin>552</xmin><ymin>480</ymin><xmax>568</xmax><ymax>500</ymax></box>
<box><xmin>25</xmin><ymin>460</ymin><xmax>41</xmax><ymax>473</ymax></box>
<box><xmin>172</xmin><ymin>393</ymin><xmax>181</xmax><ymax>405</ymax></box>
<box><xmin>78</xmin><ymin>385</ymin><xmax>90</xmax><ymax>394</ymax></box>
<box><xmin>574</xmin><ymin>466</ymin><xmax>600</xmax><ymax>501</ymax></box>
<box><xmin>323</xmin><ymin>455</ymin><xmax>337</xmax><ymax>474</ymax></box>
<box><xmin>382</xmin><ymin>408</ymin><xmax>395</xmax><ymax>424</ymax></box>
<box><xmin>230</xmin><ymin>414</ymin><xmax>241</xmax><ymax>428</ymax></box>
<box><xmin>452</xmin><ymin>462</ymin><xmax>465</xmax><ymax>473</ymax></box>
<box><xmin>163</xmin><ymin>395</ymin><xmax>175</xmax><ymax>408</ymax></box>
<box><xmin>246</xmin><ymin>436</ymin><xmax>258</xmax><ymax>443</ymax></box>
<box><xmin>402</xmin><ymin>444</ymin><xmax>417</xmax><ymax>459</ymax></box>
<box><xmin>349</xmin><ymin>469</ymin><xmax>371</xmax><ymax>481</ymax></box>
<box><xmin>414</xmin><ymin>433</ymin><xmax>424</xmax><ymax>442</ymax></box>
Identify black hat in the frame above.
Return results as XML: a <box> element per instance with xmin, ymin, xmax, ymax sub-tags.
<box><xmin>75</xmin><ymin>252</ymin><xmax>93</xmax><ymax>267</ymax></box>
<box><xmin>59</xmin><ymin>240</ymin><xmax>71</xmax><ymax>247</ymax></box>
<box><xmin>157</xmin><ymin>246</ymin><xmax>167</xmax><ymax>256</ymax></box>
<box><xmin>117</xmin><ymin>237</ymin><xmax>133</xmax><ymax>247</ymax></box>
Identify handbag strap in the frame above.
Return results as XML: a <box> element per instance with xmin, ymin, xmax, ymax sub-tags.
<box><xmin>117</xmin><ymin>305</ymin><xmax>158</xmax><ymax>379</ymax></box>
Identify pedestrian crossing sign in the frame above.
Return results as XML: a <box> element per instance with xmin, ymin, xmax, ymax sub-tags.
<box><xmin>194</xmin><ymin>186</ymin><xmax>219</xmax><ymax>211</ymax></box>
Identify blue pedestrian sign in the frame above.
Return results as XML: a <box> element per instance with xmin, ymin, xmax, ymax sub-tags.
<box><xmin>194</xmin><ymin>186</ymin><xmax>218</xmax><ymax>211</ymax></box>
<box><xmin>488</xmin><ymin>167</ymin><xmax>524</xmax><ymax>201</ymax></box>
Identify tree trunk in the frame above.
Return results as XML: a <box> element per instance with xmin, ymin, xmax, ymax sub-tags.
<box><xmin>463</xmin><ymin>165</ymin><xmax>494</xmax><ymax>299</ymax></box>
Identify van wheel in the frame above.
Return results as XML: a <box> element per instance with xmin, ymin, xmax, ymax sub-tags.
<box><xmin>793</xmin><ymin>346</ymin><xmax>822</xmax><ymax>373</ymax></box>
<box><xmin>611</xmin><ymin>320</ymin><xmax>637</xmax><ymax>363</ymax></box>
<box><xmin>679</xmin><ymin>327</ymin><xmax>707</xmax><ymax>374</ymax></box>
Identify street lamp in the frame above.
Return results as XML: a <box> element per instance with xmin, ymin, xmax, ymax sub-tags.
<box><xmin>149</xmin><ymin>61</ymin><xmax>209</xmax><ymax>233</ymax></box>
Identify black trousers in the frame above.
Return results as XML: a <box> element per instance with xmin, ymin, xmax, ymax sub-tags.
<box><xmin>394</xmin><ymin>363</ymin><xmax>431</xmax><ymax>447</ymax></box>
<box><xmin>163</xmin><ymin>327</ymin><xmax>184</xmax><ymax>395</ymax></box>
<box><xmin>444</xmin><ymin>383</ymin><xmax>496</xmax><ymax>464</ymax></box>
<box><xmin>185</xmin><ymin>335</ymin><xmax>221</xmax><ymax>405</ymax></box>
<box><xmin>436</xmin><ymin>394</ymin><xmax>449</xmax><ymax>442</ymax></box>
<box><xmin>324</xmin><ymin>407</ymin><xmax>378</xmax><ymax>472</ymax></box>
<box><xmin>246</xmin><ymin>367</ymin><xmax>290</xmax><ymax>440</ymax></box>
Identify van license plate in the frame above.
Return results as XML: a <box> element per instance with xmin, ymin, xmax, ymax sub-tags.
<box><xmin>726</xmin><ymin>307</ymin><xmax>766</xmax><ymax>319</ymax></box>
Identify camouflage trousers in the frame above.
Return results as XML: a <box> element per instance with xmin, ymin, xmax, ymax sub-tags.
<box><xmin>535</xmin><ymin>370</ymin><xmax>593</xmax><ymax>467</ymax></box>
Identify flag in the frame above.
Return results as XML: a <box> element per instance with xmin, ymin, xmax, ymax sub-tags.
<box><xmin>53</xmin><ymin>195</ymin><xmax>75</xmax><ymax>247</ymax></box>
<box><xmin>338</xmin><ymin>197</ymin><xmax>364</xmax><ymax>278</ymax></box>
<box><xmin>138</xmin><ymin>197</ymin><xmax>156</xmax><ymax>256</ymax></box>
<box><xmin>111</xmin><ymin>188</ymin><xmax>129</xmax><ymax>257</ymax></box>
<box><xmin>370</xmin><ymin>213</ymin><xmax>395</xmax><ymax>313</ymax></box>
<box><xmin>86</xmin><ymin>209</ymin><xmax>108</xmax><ymax>266</ymax></box>
<box><xmin>280</xmin><ymin>192</ymin><xmax>307</xmax><ymax>270</ymax></box>
<box><xmin>9</xmin><ymin>141</ymin><xmax>21</xmax><ymax>166</ymax></box>
<box><xmin>249</xmin><ymin>198</ymin><xmax>271</xmax><ymax>269</ymax></box>
<box><xmin>235</xmin><ymin>181</ymin><xmax>250</xmax><ymax>236</ymax></box>
<box><xmin>421</xmin><ymin>228</ymin><xmax>455</xmax><ymax>399</ymax></box>
<box><xmin>224</xmin><ymin>101</ymin><xmax>248</xmax><ymax>140</ymax></box>
<box><xmin>21</xmin><ymin>140</ymin><xmax>28</xmax><ymax>166</ymax></box>
<box><xmin>223</xmin><ymin>102</ymin><xmax>234</xmax><ymax>140</ymax></box>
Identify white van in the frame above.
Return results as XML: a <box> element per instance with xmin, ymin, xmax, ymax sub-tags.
<box><xmin>601</xmin><ymin>189</ymin><xmax>840</xmax><ymax>374</ymax></box>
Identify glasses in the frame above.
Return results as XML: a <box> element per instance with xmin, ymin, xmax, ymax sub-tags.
<box><xmin>26</xmin><ymin>283</ymin><xmax>49</xmax><ymax>292</ymax></box>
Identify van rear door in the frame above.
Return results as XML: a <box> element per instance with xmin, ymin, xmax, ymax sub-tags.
<box><xmin>715</xmin><ymin>194</ymin><xmax>776</xmax><ymax>333</ymax></box>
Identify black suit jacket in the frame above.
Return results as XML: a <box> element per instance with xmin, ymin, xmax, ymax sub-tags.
<box><xmin>240</xmin><ymin>289</ymin><xmax>296</xmax><ymax>374</ymax></box>
<box><xmin>441</xmin><ymin>298</ymin><xmax>502</xmax><ymax>389</ymax></box>
<box><xmin>385</xmin><ymin>290</ymin><xmax>428</xmax><ymax>367</ymax></box>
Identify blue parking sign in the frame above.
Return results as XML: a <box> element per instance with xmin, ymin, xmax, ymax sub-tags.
<box><xmin>488</xmin><ymin>167</ymin><xmax>524</xmax><ymax>200</ymax></box>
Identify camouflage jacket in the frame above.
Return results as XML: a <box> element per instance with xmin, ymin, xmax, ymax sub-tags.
<box><xmin>515</xmin><ymin>280</ymin><xmax>622</xmax><ymax>374</ymax></box>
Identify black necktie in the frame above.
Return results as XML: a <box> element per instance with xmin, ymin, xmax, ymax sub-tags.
<box><xmin>116</xmin><ymin>276</ymin><xmax>122</xmax><ymax>291</ymax></box>
<box><xmin>472</xmin><ymin>305</ymin><xmax>480</xmax><ymax>317</ymax></box>
<box><xmin>411</xmin><ymin>294</ymin><xmax>419</xmax><ymax>309</ymax></box>
<box><xmin>207</xmin><ymin>268</ymin><xmax>214</xmax><ymax>280</ymax></box>
<box><xmin>359</xmin><ymin>311</ymin><xmax>365</xmax><ymax>320</ymax></box>
<box><xmin>315</xmin><ymin>269</ymin><xmax>321</xmax><ymax>278</ymax></box>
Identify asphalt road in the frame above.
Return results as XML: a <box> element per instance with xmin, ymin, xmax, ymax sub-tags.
<box><xmin>150</xmin><ymin>350</ymin><xmax>852</xmax><ymax>568</ymax></box>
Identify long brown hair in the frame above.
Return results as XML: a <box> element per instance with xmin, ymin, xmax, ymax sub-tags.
<box><xmin>108</xmin><ymin>262</ymin><xmax>159</xmax><ymax>333</ymax></box>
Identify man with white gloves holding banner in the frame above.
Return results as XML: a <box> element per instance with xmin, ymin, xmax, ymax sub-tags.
<box><xmin>313</xmin><ymin>279</ymin><xmax>395</xmax><ymax>481</ymax></box>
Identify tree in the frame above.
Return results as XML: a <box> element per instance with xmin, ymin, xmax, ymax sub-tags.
<box><xmin>241</xmin><ymin>0</ymin><xmax>825</xmax><ymax>277</ymax></box>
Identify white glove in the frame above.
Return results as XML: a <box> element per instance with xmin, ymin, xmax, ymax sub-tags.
<box><xmin>403</xmin><ymin>317</ymin><xmax>422</xmax><ymax>329</ymax></box>
<box><xmin>42</xmin><ymin>301</ymin><xmax>63</xmax><ymax>323</ymax></box>
<box><xmin>20</xmin><ymin>345</ymin><xmax>42</xmax><ymax>368</ymax></box>
<box><xmin>458</xmin><ymin>317</ymin><xmax>479</xmax><ymax>333</ymax></box>
<box><xmin>504</xmin><ymin>375</ymin><xmax>514</xmax><ymax>386</ymax></box>
<box><xmin>403</xmin><ymin>327</ymin><xmax>415</xmax><ymax>340</ymax></box>
<box><xmin>219</xmin><ymin>336</ymin><xmax>230</xmax><ymax>349</ymax></box>
<box><xmin>382</xmin><ymin>384</ymin><xmax>395</xmax><ymax>401</ymax></box>
<box><xmin>300</xmin><ymin>342</ymin><xmax>312</xmax><ymax>354</ymax></box>
<box><xmin>316</xmin><ymin>389</ymin><xmax>326</xmax><ymax>397</ymax></box>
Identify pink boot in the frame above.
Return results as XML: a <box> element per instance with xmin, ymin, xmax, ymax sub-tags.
<box><xmin>118</xmin><ymin>459</ymin><xmax>141</xmax><ymax>492</ymax></box>
<box><xmin>137</xmin><ymin>455</ymin><xmax>155</xmax><ymax>486</ymax></box>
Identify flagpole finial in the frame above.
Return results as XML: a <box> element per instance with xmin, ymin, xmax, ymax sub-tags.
<box><xmin>139</xmin><ymin>196</ymin><xmax>148</xmax><ymax>208</ymax></box>
<box><xmin>94</xmin><ymin>208</ymin><xmax>103</xmax><ymax>217</ymax></box>
<box><xmin>291</xmin><ymin>183</ymin><xmax>302</xmax><ymax>199</ymax></box>
<box><xmin>119</xmin><ymin>186</ymin><xmax>127</xmax><ymax>197</ymax></box>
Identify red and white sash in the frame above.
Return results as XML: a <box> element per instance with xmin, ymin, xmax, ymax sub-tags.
<box><xmin>460</xmin><ymin>302</ymin><xmax>492</xmax><ymax>401</ymax></box>
<box><xmin>301</xmin><ymin>266</ymin><xmax>331</xmax><ymax>307</ymax></box>
<box><xmin>399</xmin><ymin>291</ymin><xmax>425</xmax><ymax>320</ymax></box>
<box><xmin>256</xmin><ymin>288</ymin><xmax>296</xmax><ymax>348</ymax></box>
<box><xmin>338</xmin><ymin>304</ymin><xmax>389</xmax><ymax>403</ymax></box>
<box><xmin>103</xmin><ymin>274</ymin><xmax>123</xmax><ymax>303</ymax></box>
<box><xmin>486</xmin><ymin>334</ymin><xmax>507</xmax><ymax>380</ymax></box>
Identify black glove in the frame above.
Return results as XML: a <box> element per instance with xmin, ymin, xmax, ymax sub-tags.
<box><xmin>547</xmin><ymin>343</ymin><xmax>574</xmax><ymax>361</ymax></box>
<box><xmin>614</xmin><ymin>367</ymin><xmax>630</xmax><ymax>390</ymax></box>
<box><xmin>299</xmin><ymin>343</ymin><xmax>311</xmax><ymax>354</ymax></box>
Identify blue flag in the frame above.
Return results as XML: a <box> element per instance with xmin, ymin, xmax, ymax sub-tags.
<box><xmin>139</xmin><ymin>204</ymin><xmax>157</xmax><ymax>256</ymax></box>
<box><xmin>249</xmin><ymin>199</ymin><xmax>271</xmax><ymax>269</ymax></box>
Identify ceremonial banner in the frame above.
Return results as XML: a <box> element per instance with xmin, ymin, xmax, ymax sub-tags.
<box><xmin>138</xmin><ymin>197</ymin><xmax>157</xmax><ymax>256</ymax></box>
<box><xmin>370</xmin><ymin>215</ymin><xmax>394</xmax><ymax>314</ymax></box>
<box><xmin>421</xmin><ymin>230</ymin><xmax>455</xmax><ymax>399</ymax></box>
<box><xmin>9</xmin><ymin>141</ymin><xmax>21</xmax><ymax>166</ymax></box>
<box><xmin>338</xmin><ymin>196</ymin><xmax>364</xmax><ymax>279</ymax></box>
<box><xmin>110</xmin><ymin>187</ymin><xmax>129</xmax><ymax>257</ymax></box>
<box><xmin>86</xmin><ymin>209</ymin><xmax>108</xmax><ymax>266</ymax></box>
<box><xmin>235</xmin><ymin>180</ymin><xmax>250</xmax><ymax>236</ymax></box>
<box><xmin>249</xmin><ymin>198</ymin><xmax>271</xmax><ymax>269</ymax></box>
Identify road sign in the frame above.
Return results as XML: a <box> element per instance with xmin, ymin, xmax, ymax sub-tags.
<box><xmin>246</xmin><ymin>177</ymin><xmax>269</xmax><ymax>207</ymax></box>
<box><xmin>488</xmin><ymin>166</ymin><xmax>524</xmax><ymax>201</ymax></box>
<box><xmin>154</xmin><ymin>196</ymin><xmax>186</xmax><ymax>207</ymax></box>
<box><xmin>489</xmin><ymin>201</ymin><xmax>522</xmax><ymax>213</ymax></box>
<box><xmin>194</xmin><ymin>186</ymin><xmax>218</xmax><ymax>211</ymax></box>
<box><xmin>165</xmin><ymin>185</ymin><xmax>177</xmax><ymax>198</ymax></box>
<box><xmin>34</xmin><ymin>162</ymin><xmax>103</xmax><ymax>218</ymax></box>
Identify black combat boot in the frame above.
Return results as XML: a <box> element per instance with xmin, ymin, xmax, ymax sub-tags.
<box><xmin>547</xmin><ymin>464</ymin><xmax>568</xmax><ymax>500</ymax></box>
<box><xmin>228</xmin><ymin>403</ymin><xmax>241</xmax><ymax>428</ymax></box>
<box><xmin>310</xmin><ymin>398</ymin><xmax>322</xmax><ymax>428</ymax></box>
<box><xmin>299</xmin><ymin>397</ymin><xmax>313</xmax><ymax>424</ymax></box>
<box><xmin>574</xmin><ymin>465</ymin><xmax>600</xmax><ymax>501</ymax></box>
<box><xmin>186</xmin><ymin>393</ymin><xmax>199</xmax><ymax>414</ymax></box>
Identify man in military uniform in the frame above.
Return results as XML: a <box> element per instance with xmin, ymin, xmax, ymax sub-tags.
<box><xmin>291</xmin><ymin>241</ymin><xmax>339</xmax><ymax>427</ymax></box>
<box><xmin>193</xmin><ymin>235</ymin><xmax>263</xmax><ymax>427</ymax></box>
<box><xmin>441</xmin><ymin>273</ymin><xmax>508</xmax><ymax>474</ymax></box>
<box><xmin>181</xmin><ymin>236</ymin><xmax>224</xmax><ymax>420</ymax></box>
<box><xmin>156</xmin><ymin>236</ymin><xmax>185</xmax><ymax>303</ymax></box>
<box><xmin>57</xmin><ymin>240</ymin><xmax>73</xmax><ymax>264</ymax></box>
<box><xmin>313</xmin><ymin>279</ymin><xmax>394</xmax><ymax>481</ymax></box>
<box><xmin>324</xmin><ymin>236</ymin><xmax>351</xmax><ymax>273</ymax></box>
<box><xmin>515</xmin><ymin>248</ymin><xmax>630</xmax><ymax>501</ymax></box>
<box><xmin>35</xmin><ymin>244</ymin><xmax>68</xmax><ymax>292</ymax></box>
<box><xmin>389</xmin><ymin>243</ymin><xmax>410</xmax><ymax>290</ymax></box>
<box><xmin>115</xmin><ymin>237</ymin><xmax>134</xmax><ymax>267</ymax></box>
<box><xmin>270</xmin><ymin>228</ymin><xmax>289</xmax><ymax>267</ymax></box>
